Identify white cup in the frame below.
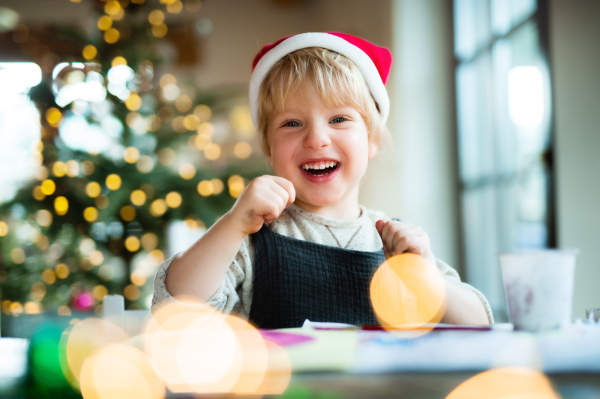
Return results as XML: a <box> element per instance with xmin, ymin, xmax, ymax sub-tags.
<box><xmin>499</xmin><ymin>249</ymin><xmax>577</xmax><ymax>331</ymax></box>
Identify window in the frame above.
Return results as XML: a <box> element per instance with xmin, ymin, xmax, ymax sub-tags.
<box><xmin>453</xmin><ymin>0</ymin><xmax>554</xmax><ymax>320</ymax></box>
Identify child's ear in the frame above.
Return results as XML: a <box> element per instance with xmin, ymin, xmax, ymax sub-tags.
<box><xmin>368</xmin><ymin>139</ymin><xmax>379</xmax><ymax>159</ymax></box>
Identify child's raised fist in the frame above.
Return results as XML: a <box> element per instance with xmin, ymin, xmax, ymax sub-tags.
<box><xmin>375</xmin><ymin>219</ymin><xmax>437</xmax><ymax>264</ymax></box>
<box><xmin>229</xmin><ymin>175</ymin><xmax>296</xmax><ymax>235</ymax></box>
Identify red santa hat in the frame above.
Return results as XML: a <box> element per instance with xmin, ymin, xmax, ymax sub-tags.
<box><xmin>249</xmin><ymin>32</ymin><xmax>392</xmax><ymax>129</ymax></box>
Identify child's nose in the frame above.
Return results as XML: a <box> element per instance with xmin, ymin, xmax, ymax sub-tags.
<box><xmin>303</xmin><ymin>123</ymin><xmax>331</xmax><ymax>149</ymax></box>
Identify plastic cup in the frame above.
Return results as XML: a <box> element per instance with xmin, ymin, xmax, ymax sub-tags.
<box><xmin>499</xmin><ymin>249</ymin><xmax>577</xmax><ymax>332</ymax></box>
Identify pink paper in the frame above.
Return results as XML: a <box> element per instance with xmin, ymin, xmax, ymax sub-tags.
<box><xmin>260</xmin><ymin>330</ymin><xmax>314</xmax><ymax>347</ymax></box>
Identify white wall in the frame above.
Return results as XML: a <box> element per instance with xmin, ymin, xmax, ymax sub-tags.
<box><xmin>192</xmin><ymin>0</ymin><xmax>392</xmax><ymax>91</ymax></box>
<box><xmin>549</xmin><ymin>0</ymin><xmax>600</xmax><ymax>320</ymax></box>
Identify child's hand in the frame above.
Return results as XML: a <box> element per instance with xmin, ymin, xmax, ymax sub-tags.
<box><xmin>229</xmin><ymin>175</ymin><xmax>296</xmax><ymax>235</ymax></box>
<box><xmin>375</xmin><ymin>219</ymin><xmax>437</xmax><ymax>264</ymax></box>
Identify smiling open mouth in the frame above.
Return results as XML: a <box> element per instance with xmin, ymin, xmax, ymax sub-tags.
<box><xmin>301</xmin><ymin>161</ymin><xmax>339</xmax><ymax>176</ymax></box>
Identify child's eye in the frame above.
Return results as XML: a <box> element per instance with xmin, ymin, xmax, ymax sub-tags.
<box><xmin>282</xmin><ymin>121</ymin><xmax>301</xmax><ymax>127</ymax></box>
<box><xmin>331</xmin><ymin>116</ymin><xmax>347</xmax><ymax>124</ymax></box>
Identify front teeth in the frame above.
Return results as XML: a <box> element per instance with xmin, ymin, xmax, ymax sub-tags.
<box><xmin>302</xmin><ymin>161</ymin><xmax>338</xmax><ymax>170</ymax></box>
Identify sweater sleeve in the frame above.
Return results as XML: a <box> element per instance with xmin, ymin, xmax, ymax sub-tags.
<box><xmin>151</xmin><ymin>236</ymin><xmax>255</xmax><ymax>319</ymax></box>
<box><xmin>435</xmin><ymin>258</ymin><xmax>495</xmax><ymax>324</ymax></box>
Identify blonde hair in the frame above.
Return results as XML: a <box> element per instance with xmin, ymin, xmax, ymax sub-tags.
<box><xmin>257</xmin><ymin>47</ymin><xmax>390</xmax><ymax>157</ymax></box>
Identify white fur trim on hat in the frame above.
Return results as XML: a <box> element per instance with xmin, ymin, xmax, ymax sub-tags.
<box><xmin>249</xmin><ymin>32</ymin><xmax>390</xmax><ymax>130</ymax></box>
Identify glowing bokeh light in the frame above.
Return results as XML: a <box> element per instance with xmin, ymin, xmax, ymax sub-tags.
<box><xmin>46</xmin><ymin>107</ymin><xmax>63</xmax><ymax>127</ymax></box>
<box><xmin>106</xmin><ymin>174</ymin><xmax>122</xmax><ymax>191</ymax></box>
<box><xmin>130</xmin><ymin>271</ymin><xmax>147</xmax><ymax>286</ymax></box>
<box><xmin>86</xmin><ymin>182</ymin><xmax>101</xmax><ymax>198</ymax></box>
<box><xmin>36</xmin><ymin>209</ymin><xmax>53</xmax><ymax>227</ymax></box>
<box><xmin>104</xmin><ymin>0</ymin><xmax>122</xmax><ymax>15</ymax></box>
<box><xmin>171</xmin><ymin>116</ymin><xmax>186</xmax><ymax>133</ymax></box>
<box><xmin>137</xmin><ymin>155</ymin><xmax>154</xmax><ymax>173</ymax></box>
<box><xmin>123</xmin><ymin>285</ymin><xmax>140</xmax><ymax>301</ymax></box>
<box><xmin>166</xmin><ymin>0</ymin><xmax>183</xmax><ymax>13</ymax></box>
<box><xmin>97</xmin><ymin>15</ymin><xmax>112</xmax><ymax>31</ymax></box>
<box><xmin>161</xmin><ymin>83</ymin><xmax>179</xmax><ymax>101</ymax></box>
<box><xmin>125</xmin><ymin>92</ymin><xmax>142</xmax><ymax>111</ymax></box>
<box><xmin>125</xmin><ymin>236</ymin><xmax>141</xmax><ymax>252</ymax></box>
<box><xmin>204</xmin><ymin>143</ymin><xmax>221</xmax><ymax>160</ymax></box>
<box><xmin>152</xmin><ymin>24</ymin><xmax>168</xmax><ymax>38</ymax></box>
<box><xmin>84</xmin><ymin>207</ymin><xmax>99</xmax><ymax>222</ymax></box>
<box><xmin>210</xmin><ymin>178</ymin><xmax>224</xmax><ymax>195</ymax></box>
<box><xmin>175</xmin><ymin>97</ymin><xmax>193</xmax><ymax>115</ymax></box>
<box><xmin>58</xmin><ymin>305</ymin><xmax>72</xmax><ymax>316</ymax></box>
<box><xmin>141</xmin><ymin>233</ymin><xmax>158</xmax><ymax>250</ymax></box>
<box><xmin>196</xmin><ymin>121</ymin><xmax>214</xmax><ymax>136</ymax></box>
<box><xmin>150</xmin><ymin>199</ymin><xmax>167</xmax><ymax>217</ymax></box>
<box><xmin>445</xmin><ymin>367</ymin><xmax>560</xmax><ymax>399</ymax></box>
<box><xmin>66</xmin><ymin>160</ymin><xmax>80</xmax><ymax>177</ymax></box>
<box><xmin>42</xmin><ymin>269</ymin><xmax>56</xmax><ymax>284</ymax></box>
<box><xmin>79</xmin><ymin>343</ymin><xmax>165</xmax><ymax>399</ymax></box>
<box><xmin>30</xmin><ymin>282</ymin><xmax>46</xmax><ymax>301</ymax></box>
<box><xmin>194</xmin><ymin>133</ymin><xmax>211</xmax><ymax>150</ymax></box>
<box><xmin>183</xmin><ymin>113</ymin><xmax>199</xmax><ymax>130</ymax></box>
<box><xmin>143</xmin><ymin>301</ymin><xmax>248</xmax><ymax>394</ymax></box>
<box><xmin>82</xmin><ymin>45</ymin><xmax>98</xmax><ymax>60</ymax></box>
<box><xmin>165</xmin><ymin>192</ymin><xmax>182</xmax><ymax>208</ymax></box>
<box><xmin>53</xmin><ymin>161</ymin><xmax>67</xmax><ymax>177</ymax></box>
<box><xmin>55</xmin><ymin>263</ymin><xmax>70</xmax><ymax>279</ymax></box>
<box><xmin>104</xmin><ymin>28</ymin><xmax>120</xmax><ymax>44</ymax></box>
<box><xmin>81</xmin><ymin>160</ymin><xmax>95</xmax><ymax>175</ymax></box>
<box><xmin>10</xmin><ymin>248</ymin><xmax>25</xmax><ymax>264</ymax></box>
<box><xmin>111</xmin><ymin>56</ymin><xmax>127</xmax><ymax>67</ymax></box>
<box><xmin>228</xmin><ymin>175</ymin><xmax>245</xmax><ymax>199</ymax></box>
<box><xmin>24</xmin><ymin>301</ymin><xmax>43</xmax><ymax>314</ymax></box>
<box><xmin>194</xmin><ymin>104</ymin><xmax>212</xmax><ymax>121</ymax></box>
<box><xmin>63</xmin><ymin>318</ymin><xmax>129</xmax><ymax>389</ymax></box>
<box><xmin>233</xmin><ymin>141</ymin><xmax>252</xmax><ymax>159</ymax></box>
<box><xmin>10</xmin><ymin>302</ymin><xmax>23</xmax><ymax>315</ymax></box>
<box><xmin>0</xmin><ymin>221</ymin><xmax>8</xmax><ymax>237</ymax></box>
<box><xmin>33</xmin><ymin>186</ymin><xmax>45</xmax><ymax>200</ymax></box>
<box><xmin>197</xmin><ymin>180</ymin><xmax>213</xmax><ymax>197</ymax></box>
<box><xmin>148</xmin><ymin>10</ymin><xmax>165</xmax><ymax>25</ymax></box>
<box><xmin>130</xmin><ymin>189</ymin><xmax>147</xmax><ymax>206</ymax></box>
<box><xmin>370</xmin><ymin>253</ymin><xmax>446</xmax><ymax>336</ymax></box>
<box><xmin>93</xmin><ymin>285</ymin><xmax>108</xmax><ymax>301</ymax></box>
<box><xmin>178</xmin><ymin>163</ymin><xmax>196</xmax><ymax>180</ymax></box>
<box><xmin>159</xmin><ymin>74</ymin><xmax>176</xmax><ymax>88</ymax></box>
<box><xmin>90</xmin><ymin>250</ymin><xmax>104</xmax><ymax>266</ymax></box>
<box><xmin>54</xmin><ymin>196</ymin><xmax>69</xmax><ymax>216</ymax></box>
<box><xmin>96</xmin><ymin>195</ymin><xmax>109</xmax><ymax>209</ymax></box>
<box><xmin>124</xmin><ymin>147</ymin><xmax>141</xmax><ymax>164</ymax></box>
<box><xmin>120</xmin><ymin>205</ymin><xmax>136</xmax><ymax>222</ymax></box>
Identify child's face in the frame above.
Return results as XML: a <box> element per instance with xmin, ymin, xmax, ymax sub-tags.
<box><xmin>266</xmin><ymin>80</ymin><xmax>377</xmax><ymax>218</ymax></box>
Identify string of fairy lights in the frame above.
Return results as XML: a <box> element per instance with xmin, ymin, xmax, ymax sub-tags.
<box><xmin>0</xmin><ymin>0</ymin><xmax>264</xmax><ymax>319</ymax></box>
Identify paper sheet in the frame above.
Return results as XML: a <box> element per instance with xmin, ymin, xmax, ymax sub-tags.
<box><xmin>351</xmin><ymin>324</ymin><xmax>600</xmax><ymax>373</ymax></box>
<box><xmin>272</xmin><ymin>327</ymin><xmax>358</xmax><ymax>372</ymax></box>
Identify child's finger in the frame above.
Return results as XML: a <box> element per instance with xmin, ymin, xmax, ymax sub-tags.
<box><xmin>272</xmin><ymin>176</ymin><xmax>296</xmax><ymax>206</ymax></box>
<box><xmin>381</xmin><ymin>221</ymin><xmax>420</xmax><ymax>255</ymax></box>
<box><xmin>375</xmin><ymin>219</ymin><xmax>386</xmax><ymax>236</ymax></box>
<box><xmin>266</xmin><ymin>182</ymin><xmax>290</xmax><ymax>212</ymax></box>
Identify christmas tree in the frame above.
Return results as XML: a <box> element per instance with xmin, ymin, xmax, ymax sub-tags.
<box><xmin>0</xmin><ymin>0</ymin><xmax>267</xmax><ymax>320</ymax></box>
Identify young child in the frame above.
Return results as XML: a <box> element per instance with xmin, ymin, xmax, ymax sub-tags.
<box><xmin>152</xmin><ymin>32</ymin><xmax>494</xmax><ymax>328</ymax></box>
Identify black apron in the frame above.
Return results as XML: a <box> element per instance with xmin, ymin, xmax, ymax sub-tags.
<box><xmin>247</xmin><ymin>224</ymin><xmax>386</xmax><ymax>329</ymax></box>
